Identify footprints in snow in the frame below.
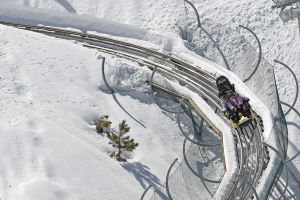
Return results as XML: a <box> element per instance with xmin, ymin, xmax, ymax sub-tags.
<box><xmin>0</xmin><ymin>119</ymin><xmax>58</xmax><ymax>199</ymax></box>
<box><xmin>14</xmin><ymin>80</ymin><xmax>34</xmax><ymax>106</ymax></box>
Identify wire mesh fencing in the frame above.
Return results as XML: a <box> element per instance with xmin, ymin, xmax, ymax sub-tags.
<box><xmin>177</xmin><ymin>1</ymin><xmax>297</xmax><ymax>198</ymax></box>
<box><xmin>142</xmin><ymin>82</ymin><xmax>225</xmax><ymax>200</ymax></box>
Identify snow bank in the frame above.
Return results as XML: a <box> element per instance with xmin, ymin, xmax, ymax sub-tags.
<box><xmin>0</xmin><ymin>25</ymin><xmax>188</xmax><ymax>200</ymax></box>
<box><xmin>0</xmin><ymin>0</ymin><xmax>185</xmax><ymax>39</ymax></box>
<box><xmin>0</xmin><ymin>3</ymin><xmax>172</xmax><ymax>49</ymax></box>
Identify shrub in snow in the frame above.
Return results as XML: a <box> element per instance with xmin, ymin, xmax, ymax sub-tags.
<box><xmin>107</xmin><ymin>120</ymin><xmax>138</xmax><ymax>162</ymax></box>
<box><xmin>95</xmin><ymin>115</ymin><xmax>112</xmax><ymax>134</ymax></box>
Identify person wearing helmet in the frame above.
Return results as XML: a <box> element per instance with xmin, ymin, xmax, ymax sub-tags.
<box><xmin>216</xmin><ymin>76</ymin><xmax>252</xmax><ymax>128</ymax></box>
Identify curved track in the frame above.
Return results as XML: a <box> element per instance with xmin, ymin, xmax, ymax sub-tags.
<box><xmin>0</xmin><ymin>21</ymin><xmax>280</xmax><ymax>199</ymax></box>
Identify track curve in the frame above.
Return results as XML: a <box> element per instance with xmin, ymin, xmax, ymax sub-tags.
<box><xmin>0</xmin><ymin>21</ymin><xmax>285</xmax><ymax>199</ymax></box>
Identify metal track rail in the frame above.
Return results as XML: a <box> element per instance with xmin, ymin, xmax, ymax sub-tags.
<box><xmin>0</xmin><ymin>21</ymin><xmax>270</xmax><ymax>199</ymax></box>
<box><xmin>227</xmin><ymin>119</ymin><xmax>266</xmax><ymax>199</ymax></box>
<box><xmin>0</xmin><ymin>21</ymin><xmax>220</xmax><ymax>102</ymax></box>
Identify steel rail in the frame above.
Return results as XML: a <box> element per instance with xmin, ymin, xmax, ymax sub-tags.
<box><xmin>231</xmin><ymin>136</ymin><xmax>254</xmax><ymax>199</ymax></box>
<box><xmin>244</xmin><ymin>122</ymin><xmax>264</xmax><ymax>199</ymax></box>
<box><xmin>228</xmin><ymin>131</ymin><xmax>246</xmax><ymax>199</ymax></box>
<box><xmin>239</xmin><ymin>127</ymin><xmax>256</xmax><ymax>199</ymax></box>
<box><xmin>150</xmin><ymin>67</ymin><xmax>222</xmax><ymax>110</ymax></box>
<box><xmin>35</xmin><ymin>23</ymin><xmax>258</xmax><ymax>198</ymax></box>
<box><xmin>161</xmin><ymin>18</ymin><xmax>269</xmax><ymax>197</ymax></box>
<box><xmin>225</xmin><ymin>129</ymin><xmax>245</xmax><ymax>199</ymax></box>
<box><xmin>0</xmin><ymin>21</ymin><xmax>220</xmax><ymax>105</ymax></box>
<box><xmin>242</xmin><ymin>177</ymin><xmax>260</xmax><ymax>200</ymax></box>
<box><xmin>0</xmin><ymin>21</ymin><xmax>273</xmax><ymax>200</ymax></box>
<box><xmin>227</xmin><ymin>120</ymin><xmax>265</xmax><ymax>199</ymax></box>
<box><xmin>0</xmin><ymin>21</ymin><xmax>216</xmax><ymax>81</ymax></box>
<box><xmin>84</xmin><ymin>42</ymin><xmax>222</xmax><ymax>108</ymax></box>
<box><xmin>86</xmin><ymin>32</ymin><xmax>268</xmax><ymax>199</ymax></box>
<box><xmin>254</xmin><ymin>119</ymin><xmax>267</xmax><ymax>194</ymax></box>
<box><xmin>149</xmin><ymin>67</ymin><xmax>220</xmax><ymax>117</ymax></box>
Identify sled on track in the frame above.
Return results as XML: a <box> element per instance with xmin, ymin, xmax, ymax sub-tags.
<box><xmin>226</xmin><ymin>111</ymin><xmax>254</xmax><ymax>129</ymax></box>
<box><xmin>216</xmin><ymin>76</ymin><xmax>254</xmax><ymax>129</ymax></box>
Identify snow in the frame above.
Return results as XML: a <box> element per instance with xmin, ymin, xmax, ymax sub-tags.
<box><xmin>0</xmin><ymin>2</ymin><xmax>275</xmax><ymax>141</ymax></box>
<box><xmin>0</xmin><ymin>25</ymin><xmax>187</xmax><ymax>200</ymax></box>
<box><xmin>161</xmin><ymin>79</ymin><xmax>239</xmax><ymax>200</ymax></box>
<box><xmin>0</xmin><ymin>0</ymin><xmax>299</xmax><ymax>199</ymax></box>
<box><xmin>0</xmin><ymin>3</ymin><xmax>170</xmax><ymax>49</ymax></box>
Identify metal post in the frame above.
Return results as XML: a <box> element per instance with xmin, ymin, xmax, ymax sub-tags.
<box><xmin>298</xmin><ymin>17</ymin><xmax>300</xmax><ymax>36</ymax></box>
<box><xmin>140</xmin><ymin>185</ymin><xmax>152</xmax><ymax>200</ymax></box>
<box><xmin>298</xmin><ymin>2</ymin><xmax>300</xmax><ymax>35</ymax></box>
<box><xmin>101</xmin><ymin>57</ymin><xmax>114</xmax><ymax>94</ymax></box>
<box><xmin>166</xmin><ymin>158</ymin><xmax>178</xmax><ymax>200</ymax></box>
<box><xmin>274</xmin><ymin>60</ymin><xmax>299</xmax><ymax>116</ymax></box>
<box><xmin>239</xmin><ymin>25</ymin><xmax>262</xmax><ymax>83</ymax></box>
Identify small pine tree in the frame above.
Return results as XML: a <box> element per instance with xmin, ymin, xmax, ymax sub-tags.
<box><xmin>95</xmin><ymin>115</ymin><xmax>112</xmax><ymax>134</ymax></box>
<box><xmin>107</xmin><ymin>120</ymin><xmax>138</xmax><ymax>162</ymax></box>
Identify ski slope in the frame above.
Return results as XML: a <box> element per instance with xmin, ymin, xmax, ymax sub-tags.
<box><xmin>0</xmin><ymin>0</ymin><xmax>299</xmax><ymax>199</ymax></box>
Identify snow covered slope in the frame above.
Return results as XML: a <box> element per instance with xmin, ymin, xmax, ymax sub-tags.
<box><xmin>0</xmin><ymin>25</ymin><xmax>188</xmax><ymax>200</ymax></box>
<box><xmin>0</xmin><ymin>0</ymin><xmax>299</xmax><ymax>199</ymax></box>
<box><xmin>2</xmin><ymin>0</ymin><xmax>297</xmax><ymax>138</ymax></box>
<box><xmin>0</xmin><ymin>0</ymin><xmax>183</xmax><ymax>38</ymax></box>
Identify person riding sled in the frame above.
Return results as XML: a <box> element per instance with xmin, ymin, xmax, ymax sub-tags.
<box><xmin>216</xmin><ymin>76</ymin><xmax>252</xmax><ymax>128</ymax></box>
<box><xmin>220</xmin><ymin>91</ymin><xmax>251</xmax><ymax>127</ymax></box>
